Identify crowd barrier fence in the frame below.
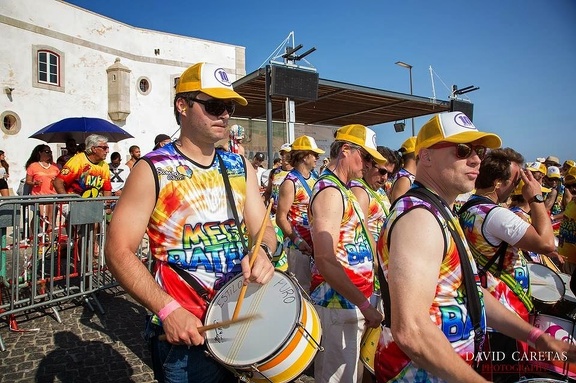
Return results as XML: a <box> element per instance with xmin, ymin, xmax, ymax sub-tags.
<box><xmin>0</xmin><ymin>195</ymin><xmax>151</xmax><ymax>351</ymax></box>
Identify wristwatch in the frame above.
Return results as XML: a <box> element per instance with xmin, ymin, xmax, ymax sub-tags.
<box><xmin>259</xmin><ymin>243</ymin><xmax>273</xmax><ymax>261</ymax></box>
<box><xmin>529</xmin><ymin>194</ymin><xmax>545</xmax><ymax>204</ymax></box>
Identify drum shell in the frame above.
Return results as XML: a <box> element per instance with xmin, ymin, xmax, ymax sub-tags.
<box><xmin>204</xmin><ymin>270</ymin><xmax>322</xmax><ymax>383</ymax></box>
<box><xmin>530</xmin><ymin>313</ymin><xmax>576</xmax><ymax>379</ymax></box>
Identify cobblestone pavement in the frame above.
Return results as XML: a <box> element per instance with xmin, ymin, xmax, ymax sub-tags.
<box><xmin>0</xmin><ymin>286</ymin><xmax>315</xmax><ymax>383</ymax></box>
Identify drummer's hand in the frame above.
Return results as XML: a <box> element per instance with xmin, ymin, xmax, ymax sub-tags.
<box><xmin>548</xmin><ymin>250</ymin><xmax>565</xmax><ymax>265</ymax></box>
<box><xmin>535</xmin><ymin>331</ymin><xmax>576</xmax><ymax>363</ymax></box>
<box><xmin>361</xmin><ymin>306</ymin><xmax>384</xmax><ymax>329</ymax></box>
<box><xmin>241</xmin><ymin>246</ymin><xmax>274</xmax><ymax>285</ymax></box>
<box><xmin>162</xmin><ymin>308</ymin><xmax>205</xmax><ymax>346</ymax></box>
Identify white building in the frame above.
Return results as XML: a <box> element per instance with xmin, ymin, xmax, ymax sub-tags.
<box><xmin>0</xmin><ymin>0</ymin><xmax>247</xmax><ymax>192</ymax></box>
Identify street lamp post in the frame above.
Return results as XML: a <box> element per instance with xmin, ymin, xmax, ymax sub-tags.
<box><xmin>395</xmin><ymin>61</ymin><xmax>414</xmax><ymax>136</ymax></box>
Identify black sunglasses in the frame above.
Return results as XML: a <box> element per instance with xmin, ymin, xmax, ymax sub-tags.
<box><xmin>372</xmin><ymin>164</ymin><xmax>390</xmax><ymax>176</ymax></box>
<box><xmin>431</xmin><ymin>142</ymin><xmax>487</xmax><ymax>160</ymax></box>
<box><xmin>193</xmin><ymin>98</ymin><xmax>235</xmax><ymax>117</ymax></box>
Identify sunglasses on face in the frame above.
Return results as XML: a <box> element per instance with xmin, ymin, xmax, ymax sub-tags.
<box><xmin>372</xmin><ymin>163</ymin><xmax>391</xmax><ymax>177</ymax></box>
<box><xmin>430</xmin><ymin>142</ymin><xmax>487</xmax><ymax>160</ymax></box>
<box><xmin>96</xmin><ymin>146</ymin><xmax>109</xmax><ymax>150</ymax></box>
<box><xmin>193</xmin><ymin>98</ymin><xmax>235</xmax><ymax>117</ymax></box>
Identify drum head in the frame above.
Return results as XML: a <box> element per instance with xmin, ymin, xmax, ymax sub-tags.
<box><xmin>205</xmin><ymin>271</ymin><xmax>301</xmax><ymax>367</ymax></box>
<box><xmin>528</xmin><ymin>263</ymin><xmax>565</xmax><ymax>303</ymax></box>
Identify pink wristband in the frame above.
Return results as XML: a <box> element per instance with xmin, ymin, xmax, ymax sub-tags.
<box><xmin>527</xmin><ymin>327</ymin><xmax>545</xmax><ymax>348</ymax></box>
<box><xmin>158</xmin><ymin>300</ymin><xmax>181</xmax><ymax>321</ymax></box>
<box><xmin>358</xmin><ymin>299</ymin><xmax>371</xmax><ymax>310</ymax></box>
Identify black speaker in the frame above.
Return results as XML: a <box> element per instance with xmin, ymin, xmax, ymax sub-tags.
<box><xmin>451</xmin><ymin>99</ymin><xmax>474</xmax><ymax>121</ymax></box>
<box><xmin>270</xmin><ymin>65</ymin><xmax>319</xmax><ymax>101</ymax></box>
<box><xmin>394</xmin><ymin>122</ymin><xmax>405</xmax><ymax>132</ymax></box>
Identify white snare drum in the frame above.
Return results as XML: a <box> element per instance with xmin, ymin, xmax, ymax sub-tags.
<box><xmin>528</xmin><ymin>263</ymin><xmax>565</xmax><ymax>311</ymax></box>
<box><xmin>205</xmin><ymin>270</ymin><xmax>322</xmax><ymax>383</ymax></box>
<box><xmin>360</xmin><ymin>326</ymin><xmax>381</xmax><ymax>375</ymax></box>
<box><xmin>531</xmin><ymin>313</ymin><xmax>576</xmax><ymax>379</ymax></box>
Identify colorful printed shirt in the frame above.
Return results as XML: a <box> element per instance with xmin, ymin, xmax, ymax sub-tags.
<box><xmin>559</xmin><ymin>200</ymin><xmax>576</xmax><ymax>264</ymax></box>
<box><xmin>144</xmin><ymin>145</ymin><xmax>248</xmax><ymax>321</ymax></box>
<box><xmin>56</xmin><ymin>152</ymin><xmax>111</xmax><ymax>197</ymax></box>
<box><xmin>349</xmin><ymin>178</ymin><xmax>389</xmax><ymax>243</ymax></box>
<box><xmin>375</xmin><ymin>190</ymin><xmax>486</xmax><ymax>382</ymax></box>
<box><xmin>270</xmin><ymin>167</ymin><xmax>291</xmax><ymax>213</ymax></box>
<box><xmin>283</xmin><ymin>169</ymin><xmax>317</xmax><ymax>249</ymax></box>
<box><xmin>459</xmin><ymin>197</ymin><xmax>532</xmax><ymax>319</ymax></box>
<box><xmin>309</xmin><ymin>172</ymin><xmax>374</xmax><ymax>308</ymax></box>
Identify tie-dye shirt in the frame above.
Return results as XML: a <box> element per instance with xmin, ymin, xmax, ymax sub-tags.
<box><xmin>349</xmin><ymin>178</ymin><xmax>389</xmax><ymax>243</ymax></box>
<box><xmin>309</xmin><ymin>172</ymin><xmax>374</xmax><ymax>308</ymax></box>
<box><xmin>375</xmin><ymin>190</ymin><xmax>486</xmax><ymax>383</ymax></box>
<box><xmin>459</xmin><ymin>197</ymin><xmax>532</xmax><ymax>318</ymax></box>
<box><xmin>270</xmin><ymin>167</ymin><xmax>291</xmax><ymax>213</ymax></box>
<box><xmin>57</xmin><ymin>152</ymin><xmax>111</xmax><ymax>198</ymax></box>
<box><xmin>143</xmin><ymin>145</ymin><xmax>247</xmax><ymax>321</ymax></box>
<box><xmin>283</xmin><ymin>169</ymin><xmax>317</xmax><ymax>249</ymax></box>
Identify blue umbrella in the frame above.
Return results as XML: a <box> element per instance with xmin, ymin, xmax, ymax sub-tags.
<box><xmin>30</xmin><ymin>117</ymin><xmax>134</xmax><ymax>143</ymax></box>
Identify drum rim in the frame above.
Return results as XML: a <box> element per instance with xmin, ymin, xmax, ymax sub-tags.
<box><xmin>205</xmin><ymin>270</ymin><xmax>304</xmax><ymax>367</ymax></box>
<box><xmin>527</xmin><ymin>263</ymin><xmax>566</xmax><ymax>302</ymax></box>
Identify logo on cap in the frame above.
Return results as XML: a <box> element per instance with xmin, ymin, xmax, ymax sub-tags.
<box><xmin>214</xmin><ymin>68</ymin><xmax>232</xmax><ymax>87</ymax></box>
<box><xmin>453</xmin><ymin>113</ymin><xmax>475</xmax><ymax>129</ymax></box>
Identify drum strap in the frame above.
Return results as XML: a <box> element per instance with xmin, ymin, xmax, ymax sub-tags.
<box><xmin>168</xmin><ymin>264</ymin><xmax>211</xmax><ymax>303</ymax></box>
<box><xmin>217</xmin><ymin>153</ymin><xmax>249</xmax><ymax>256</ymax></box>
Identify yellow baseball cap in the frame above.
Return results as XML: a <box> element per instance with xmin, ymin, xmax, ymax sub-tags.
<box><xmin>291</xmin><ymin>135</ymin><xmax>325</xmax><ymax>154</ymax></box>
<box><xmin>399</xmin><ymin>136</ymin><xmax>416</xmax><ymax>154</ymax></box>
<box><xmin>415</xmin><ymin>112</ymin><xmax>501</xmax><ymax>154</ymax></box>
<box><xmin>525</xmin><ymin>161</ymin><xmax>546</xmax><ymax>175</ymax></box>
<box><xmin>335</xmin><ymin>124</ymin><xmax>387</xmax><ymax>164</ymax></box>
<box><xmin>175</xmin><ymin>62</ymin><xmax>247</xmax><ymax>105</ymax></box>
<box><xmin>512</xmin><ymin>180</ymin><xmax>551</xmax><ymax>196</ymax></box>
<box><xmin>565</xmin><ymin>173</ymin><xmax>576</xmax><ymax>186</ymax></box>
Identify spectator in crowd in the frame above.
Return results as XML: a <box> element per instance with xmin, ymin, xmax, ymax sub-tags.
<box><xmin>375</xmin><ymin>111</ymin><xmax>576</xmax><ymax>382</ymax></box>
<box><xmin>109</xmin><ymin>152</ymin><xmax>130</xmax><ymax>197</ymax></box>
<box><xmin>525</xmin><ymin>161</ymin><xmax>546</xmax><ymax>184</ymax></box>
<box><xmin>310</xmin><ymin>124</ymin><xmax>385</xmax><ymax>382</ymax></box>
<box><xmin>276</xmin><ymin>135</ymin><xmax>323</xmax><ymax>292</ymax></box>
<box><xmin>544</xmin><ymin>155</ymin><xmax>561</xmax><ymax>168</ymax></box>
<box><xmin>561</xmin><ymin>159</ymin><xmax>575</xmax><ymax>177</ymax></box>
<box><xmin>56</xmin><ymin>138</ymin><xmax>78</xmax><ymax>169</ymax></box>
<box><xmin>25</xmin><ymin>144</ymin><xmax>60</xmax><ymax>228</ymax></box>
<box><xmin>125</xmin><ymin>145</ymin><xmax>141</xmax><ymax>170</ymax></box>
<box><xmin>263</xmin><ymin>143</ymin><xmax>293</xmax><ymax>214</ymax></box>
<box><xmin>0</xmin><ymin>150</ymin><xmax>9</xmax><ymax>197</ymax></box>
<box><xmin>104</xmin><ymin>62</ymin><xmax>276</xmax><ymax>383</ymax></box>
<box><xmin>153</xmin><ymin>134</ymin><xmax>171</xmax><ymax>151</ymax></box>
<box><xmin>389</xmin><ymin>136</ymin><xmax>416</xmax><ymax>202</ymax></box>
<box><xmin>543</xmin><ymin>165</ymin><xmax>565</xmax><ymax>229</ymax></box>
<box><xmin>459</xmin><ymin>147</ymin><xmax>556</xmax><ymax>381</ymax></box>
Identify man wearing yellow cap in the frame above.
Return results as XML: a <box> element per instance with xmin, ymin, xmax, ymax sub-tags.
<box><xmin>276</xmin><ymin>135</ymin><xmax>324</xmax><ymax>292</ymax></box>
<box><xmin>559</xmin><ymin>172</ymin><xmax>576</xmax><ymax>274</ymax></box>
<box><xmin>105</xmin><ymin>62</ymin><xmax>276</xmax><ymax>382</ymax></box>
<box><xmin>374</xmin><ymin>112</ymin><xmax>576</xmax><ymax>382</ymax></box>
<box><xmin>309</xmin><ymin>124</ymin><xmax>385</xmax><ymax>382</ymax></box>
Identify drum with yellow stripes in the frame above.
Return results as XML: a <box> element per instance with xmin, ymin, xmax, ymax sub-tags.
<box><xmin>205</xmin><ymin>270</ymin><xmax>322</xmax><ymax>383</ymax></box>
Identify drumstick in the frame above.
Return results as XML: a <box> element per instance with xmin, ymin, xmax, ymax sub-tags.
<box><xmin>157</xmin><ymin>313</ymin><xmax>261</xmax><ymax>341</ymax></box>
<box><xmin>232</xmin><ymin>199</ymin><xmax>274</xmax><ymax>320</ymax></box>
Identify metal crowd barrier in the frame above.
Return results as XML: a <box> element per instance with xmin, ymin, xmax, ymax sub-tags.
<box><xmin>0</xmin><ymin>194</ymin><xmax>151</xmax><ymax>351</ymax></box>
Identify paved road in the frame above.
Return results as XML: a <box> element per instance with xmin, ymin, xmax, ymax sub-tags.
<box><xmin>0</xmin><ymin>285</ymin><xmax>314</xmax><ymax>383</ymax></box>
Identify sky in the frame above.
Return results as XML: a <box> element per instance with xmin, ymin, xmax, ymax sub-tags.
<box><xmin>65</xmin><ymin>0</ymin><xmax>576</xmax><ymax>163</ymax></box>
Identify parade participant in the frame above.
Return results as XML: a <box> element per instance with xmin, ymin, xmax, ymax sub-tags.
<box><xmin>309</xmin><ymin>124</ymin><xmax>385</xmax><ymax>383</ymax></box>
<box><xmin>375</xmin><ymin>111</ymin><xmax>576</xmax><ymax>383</ymax></box>
<box><xmin>276</xmin><ymin>135</ymin><xmax>324</xmax><ymax>292</ymax></box>
<box><xmin>263</xmin><ymin>143</ymin><xmax>292</xmax><ymax>214</ymax></box>
<box><xmin>559</xmin><ymin>172</ymin><xmax>576</xmax><ymax>274</ymax></box>
<box><xmin>125</xmin><ymin>145</ymin><xmax>141</xmax><ymax>169</ymax></box>
<box><xmin>104</xmin><ymin>62</ymin><xmax>276</xmax><ymax>383</ymax></box>
<box><xmin>56</xmin><ymin>138</ymin><xmax>78</xmax><ymax>169</ymax></box>
<box><xmin>389</xmin><ymin>136</ymin><xmax>416</xmax><ymax>202</ymax></box>
<box><xmin>459</xmin><ymin>147</ymin><xmax>556</xmax><ymax>381</ymax></box>
<box><xmin>227</xmin><ymin>124</ymin><xmax>246</xmax><ymax>156</ymax></box>
<box><xmin>53</xmin><ymin>135</ymin><xmax>112</xmax><ymax>198</ymax></box>
<box><xmin>251</xmin><ymin>152</ymin><xmax>267</xmax><ymax>191</ymax></box>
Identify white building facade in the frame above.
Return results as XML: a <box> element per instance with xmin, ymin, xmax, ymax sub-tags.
<box><xmin>0</xmin><ymin>0</ymin><xmax>247</xmax><ymax>192</ymax></box>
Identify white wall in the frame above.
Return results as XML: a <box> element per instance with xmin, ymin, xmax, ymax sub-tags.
<box><xmin>0</xmin><ymin>0</ymin><xmax>246</xmax><ymax>191</ymax></box>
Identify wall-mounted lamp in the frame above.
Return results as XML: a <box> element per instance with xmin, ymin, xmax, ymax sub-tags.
<box><xmin>4</xmin><ymin>87</ymin><xmax>14</xmax><ymax>95</ymax></box>
<box><xmin>394</xmin><ymin>122</ymin><xmax>406</xmax><ymax>133</ymax></box>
